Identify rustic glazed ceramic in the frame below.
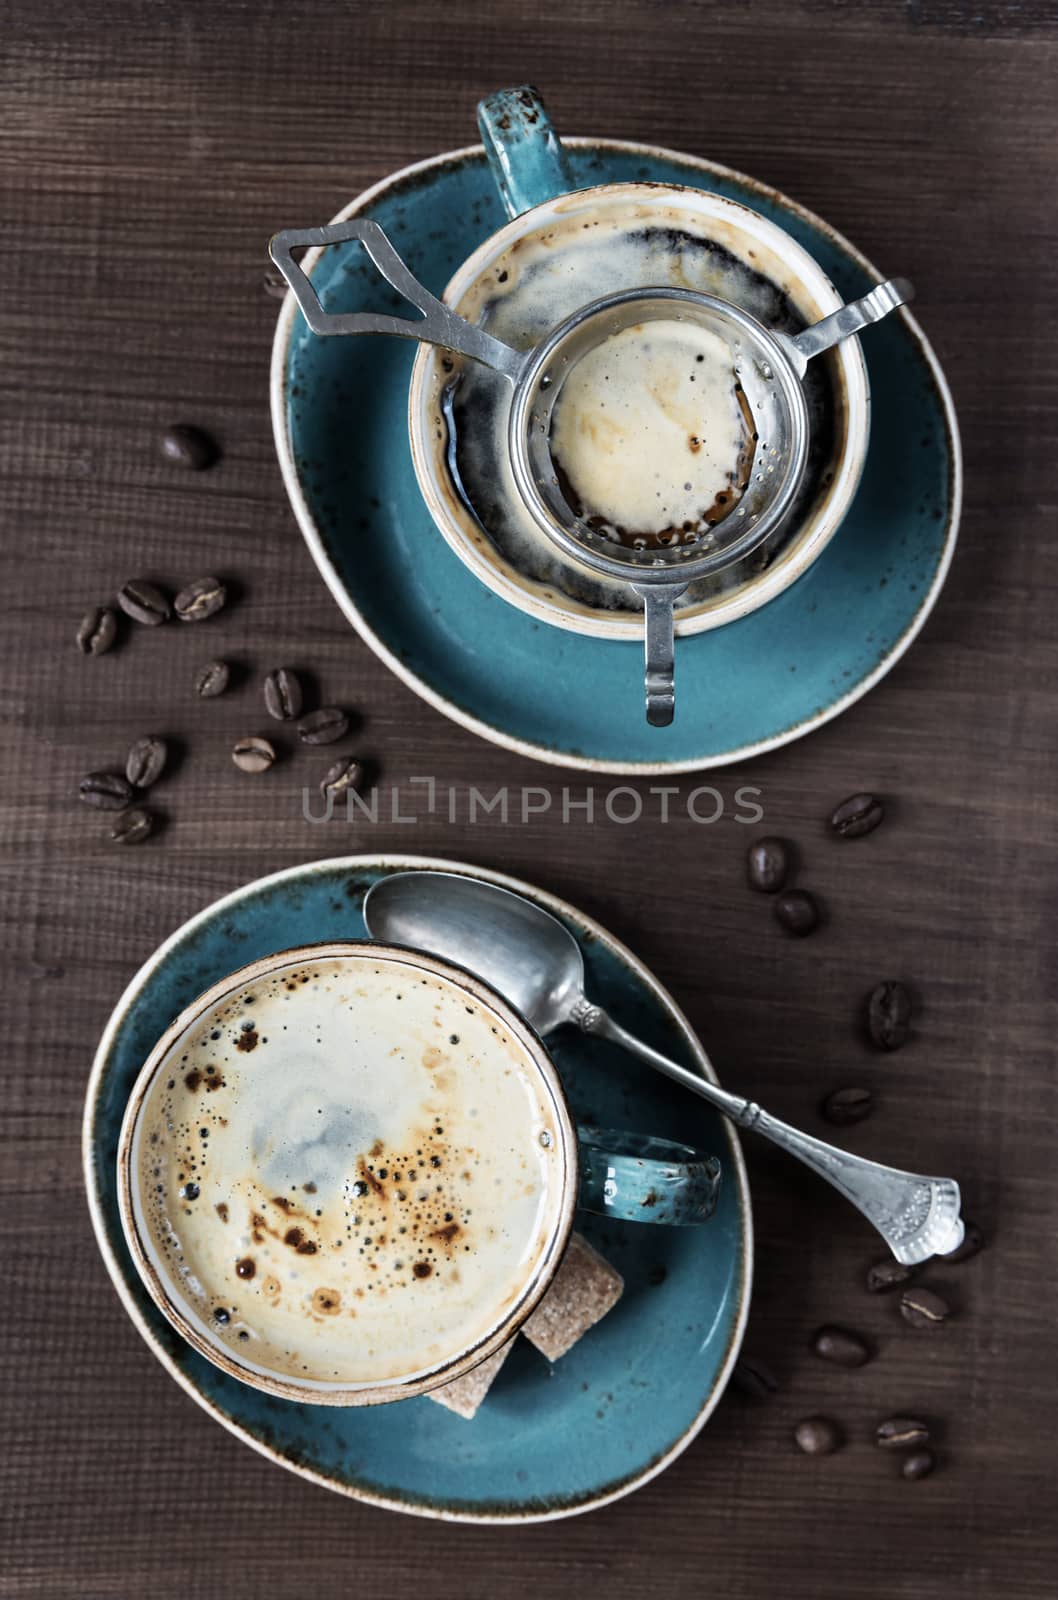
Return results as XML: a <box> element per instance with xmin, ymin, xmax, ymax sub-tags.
<box><xmin>117</xmin><ymin>939</ymin><xmax>721</xmax><ymax>1406</ymax></box>
<box><xmin>85</xmin><ymin>857</ymin><xmax>752</xmax><ymax>1521</ymax></box>
<box><xmin>270</xmin><ymin>139</ymin><xmax>959</xmax><ymax>771</ymax></box>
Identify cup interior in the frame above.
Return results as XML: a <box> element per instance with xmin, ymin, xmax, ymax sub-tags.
<box><xmin>117</xmin><ymin>941</ymin><xmax>577</xmax><ymax>1407</ymax></box>
<box><xmin>408</xmin><ymin>181</ymin><xmax>867</xmax><ymax>639</ymax></box>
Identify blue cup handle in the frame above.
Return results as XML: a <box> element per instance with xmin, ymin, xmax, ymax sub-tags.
<box><xmin>576</xmin><ymin>1127</ymin><xmax>721</xmax><ymax>1226</ymax></box>
<box><xmin>477</xmin><ymin>85</ymin><xmax>575</xmax><ymax>220</ymax></box>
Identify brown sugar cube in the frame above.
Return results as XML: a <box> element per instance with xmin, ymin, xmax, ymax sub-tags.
<box><xmin>520</xmin><ymin>1232</ymin><xmax>624</xmax><ymax>1361</ymax></box>
<box><xmin>427</xmin><ymin>1234</ymin><xmax>624</xmax><ymax>1419</ymax></box>
<box><xmin>426</xmin><ymin>1339</ymin><xmax>515</xmax><ymax>1420</ymax></box>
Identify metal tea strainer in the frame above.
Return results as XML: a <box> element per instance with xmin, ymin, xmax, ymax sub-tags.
<box><xmin>271</xmin><ymin>219</ymin><xmax>912</xmax><ymax>726</ymax></box>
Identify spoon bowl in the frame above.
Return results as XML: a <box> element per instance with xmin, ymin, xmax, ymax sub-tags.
<box><xmin>365</xmin><ymin>869</ymin><xmax>589</xmax><ymax>1033</ymax></box>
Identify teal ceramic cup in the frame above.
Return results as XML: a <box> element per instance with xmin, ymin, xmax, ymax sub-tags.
<box><xmin>117</xmin><ymin>941</ymin><xmax>720</xmax><ymax>1407</ymax></box>
<box><xmin>407</xmin><ymin>85</ymin><xmax>870</xmax><ymax>641</ymax></box>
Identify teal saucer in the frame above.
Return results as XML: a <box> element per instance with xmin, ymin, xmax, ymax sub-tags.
<box><xmin>271</xmin><ymin>140</ymin><xmax>959</xmax><ymax>773</ymax></box>
<box><xmin>84</xmin><ymin>857</ymin><xmax>751</xmax><ymax>1522</ymax></box>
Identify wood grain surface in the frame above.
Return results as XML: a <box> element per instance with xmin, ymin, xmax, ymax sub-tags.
<box><xmin>2</xmin><ymin>2</ymin><xmax>1057</xmax><ymax>1595</ymax></box>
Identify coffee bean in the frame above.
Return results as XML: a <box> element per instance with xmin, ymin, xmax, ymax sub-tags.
<box><xmin>794</xmin><ymin>1417</ymin><xmax>842</xmax><ymax>1456</ymax></box>
<box><xmin>866</xmin><ymin>1258</ymin><xmax>915</xmax><ymax>1294</ymax></box>
<box><xmin>867</xmin><ymin>980</ymin><xmax>912</xmax><ymax>1050</ymax></box>
<box><xmin>125</xmin><ymin>736</ymin><xmax>167</xmax><ymax>789</ymax></box>
<box><xmin>774</xmin><ymin>889</ymin><xmax>820</xmax><ymax>935</ymax></box>
<box><xmin>110</xmin><ymin>806</ymin><xmax>155</xmax><ymax>845</ymax></box>
<box><xmin>76</xmin><ymin>606</ymin><xmax>118</xmax><ymax>656</ymax></box>
<box><xmin>821</xmin><ymin>1086</ymin><xmax>873</xmax><ymax>1127</ymax></box>
<box><xmin>232</xmin><ymin>737</ymin><xmax>275</xmax><ymax>774</ymax></box>
<box><xmin>160</xmin><ymin>423</ymin><xmax>218</xmax><ymax>471</ymax></box>
<box><xmin>194</xmin><ymin>660</ymin><xmax>230</xmax><ymax>699</ymax></box>
<box><xmin>812</xmin><ymin>1326</ymin><xmax>871</xmax><ymax>1368</ymax></box>
<box><xmin>174</xmin><ymin>576</ymin><xmax>226</xmax><ymax>622</ymax></box>
<box><xmin>830</xmin><ymin>792</ymin><xmax>884</xmax><ymax>838</ymax></box>
<box><xmin>298</xmin><ymin>707</ymin><xmax>349</xmax><ymax>745</ymax></box>
<box><xmin>118</xmin><ymin>578</ymin><xmax>171</xmax><ymax>626</ymax></box>
<box><xmin>730</xmin><ymin>1355</ymin><xmax>779</xmax><ymax>1401</ymax></box>
<box><xmin>901</xmin><ymin>1448</ymin><xmax>936</xmax><ymax>1480</ymax></box>
<box><xmin>876</xmin><ymin>1417</ymin><xmax>930</xmax><ymax>1450</ymax></box>
<box><xmin>902</xmin><ymin>1446</ymin><xmax>934</xmax><ymax>1478</ymax></box>
<box><xmin>320</xmin><ymin>756</ymin><xmax>364</xmax><ymax>799</ymax></box>
<box><xmin>263</xmin><ymin>268</ymin><xmax>288</xmax><ymax>300</ymax></box>
<box><xmin>747</xmin><ymin>837</ymin><xmax>789</xmax><ymax>893</ymax></box>
<box><xmin>900</xmin><ymin>1287</ymin><xmax>951</xmax><ymax>1329</ymax></box>
<box><xmin>79</xmin><ymin>771</ymin><xmax>134</xmax><ymax>811</ymax></box>
<box><xmin>940</xmin><ymin>1220</ymin><xmax>983</xmax><ymax>1263</ymax></box>
<box><xmin>264</xmin><ymin>667</ymin><xmax>303</xmax><ymax>721</ymax></box>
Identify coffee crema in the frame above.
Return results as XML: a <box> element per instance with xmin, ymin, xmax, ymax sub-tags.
<box><xmin>549</xmin><ymin>318</ymin><xmax>754</xmax><ymax>547</ymax></box>
<box><xmin>129</xmin><ymin>951</ymin><xmax>566</xmax><ymax>1389</ymax></box>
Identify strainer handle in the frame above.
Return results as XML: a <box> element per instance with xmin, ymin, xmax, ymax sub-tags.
<box><xmin>269</xmin><ymin>219</ymin><xmax>524</xmax><ymax>382</ymax></box>
<box><xmin>634</xmin><ymin>583</ymin><xmax>688</xmax><ymax>728</ymax></box>
<box><xmin>786</xmin><ymin>277</ymin><xmax>914</xmax><ymax>376</ymax></box>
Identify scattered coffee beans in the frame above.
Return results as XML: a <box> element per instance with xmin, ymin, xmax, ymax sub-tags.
<box><xmin>193</xmin><ymin>660</ymin><xmax>230</xmax><ymax>699</ymax></box>
<box><xmin>232</xmin><ymin>736</ymin><xmax>276</xmax><ymax>774</ymax></box>
<box><xmin>867</xmin><ymin>980</ymin><xmax>912</xmax><ymax>1050</ymax></box>
<box><xmin>821</xmin><ymin>1086</ymin><xmax>873</xmax><ymax>1127</ymax></box>
<box><xmin>812</xmin><ymin>1326</ymin><xmax>871</xmax><ymax>1368</ymax></box>
<box><xmin>830</xmin><ymin>792</ymin><xmax>884</xmax><ymax>838</ymax></box>
<box><xmin>76</xmin><ymin>606</ymin><xmax>118</xmax><ymax>656</ymax></box>
<box><xmin>118</xmin><ymin>579</ymin><xmax>171</xmax><ymax>626</ymax></box>
<box><xmin>160</xmin><ymin>424</ymin><xmax>218</xmax><ymax>471</ymax></box>
<box><xmin>110</xmin><ymin>807</ymin><xmax>155</xmax><ymax>845</ymax></box>
<box><xmin>174</xmin><ymin>576</ymin><xmax>226</xmax><ymax>622</ymax></box>
<box><xmin>299</xmin><ymin>707</ymin><xmax>349</xmax><ymax>745</ymax></box>
<box><xmin>125</xmin><ymin>736</ymin><xmax>168</xmax><ymax>789</ymax></box>
<box><xmin>79</xmin><ymin>771</ymin><xmax>134</xmax><ymax>811</ymax></box>
<box><xmin>731</xmin><ymin>1355</ymin><xmax>779</xmax><ymax>1401</ymax></box>
<box><xmin>876</xmin><ymin>1417</ymin><xmax>930</xmax><ymax>1449</ymax></box>
<box><xmin>264</xmin><ymin>667</ymin><xmax>303</xmax><ymax>721</ymax></box>
<box><xmin>320</xmin><ymin>756</ymin><xmax>364</xmax><ymax>799</ymax></box>
<box><xmin>902</xmin><ymin>1448</ymin><xmax>936</xmax><ymax>1480</ymax></box>
<box><xmin>774</xmin><ymin>888</ymin><xmax>820</xmax><ymax>936</ymax></box>
<box><xmin>900</xmin><ymin>1287</ymin><xmax>951</xmax><ymax>1329</ymax></box>
<box><xmin>747</xmin><ymin>837</ymin><xmax>789</xmax><ymax>893</ymax></box>
<box><xmin>941</xmin><ymin>1221</ymin><xmax>983</xmax><ymax>1263</ymax></box>
<box><xmin>794</xmin><ymin>1417</ymin><xmax>842</xmax><ymax>1455</ymax></box>
<box><xmin>866</xmin><ymin>1258</ymin><xmax>915</xmax><ymax>1294</ymax></box>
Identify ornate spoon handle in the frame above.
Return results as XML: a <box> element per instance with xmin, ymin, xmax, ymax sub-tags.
<box><xmin>569</xmin><ymin>997</ymin><xmax>964</xmax><ymax>1265</ymax></box>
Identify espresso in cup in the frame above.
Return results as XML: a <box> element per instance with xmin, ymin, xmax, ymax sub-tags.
<box><xmin>122</xmin><ymin>946</ymin><xmax>572</xmax><ymax>1398</ymax></box>
<box><xmin>437</xmin><ymin>199</ymin><xmax>836</xmax><ymax>610</ymax></box>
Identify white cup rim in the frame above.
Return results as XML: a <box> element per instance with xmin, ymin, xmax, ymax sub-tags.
<box><xmin>116</xmin><ymin>940</ymin><xmax>578</xmax><ymax>1407</ymax></box>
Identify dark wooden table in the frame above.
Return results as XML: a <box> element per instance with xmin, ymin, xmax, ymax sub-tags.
<box><xmin>3</xmin><ymin>2</ymin><xmax>1056</xmax><ymax>1595</ymax></box>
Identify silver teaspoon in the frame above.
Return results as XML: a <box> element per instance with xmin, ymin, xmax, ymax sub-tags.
<box><xmin>364</xmin><ymin>870</ymin><xmax>964</xmax><ymax>1265</ymax></box>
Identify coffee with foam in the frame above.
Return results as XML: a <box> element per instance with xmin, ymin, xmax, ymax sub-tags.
<box><xmin>434</xmin><ymin>197</ymin><xmax>835</xmax><ymax>610</ymax></box>
<box><xmin>127</xmin><ymin>948</ymin><xmax>568</xmax><ymax>1393</ymax></box>
<box><xmin>549</xmin><ymin>318</ymin><xmax>754</xmax><ymax>547</ymax></box>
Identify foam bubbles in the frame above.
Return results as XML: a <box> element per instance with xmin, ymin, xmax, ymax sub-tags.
<box><xmin>134</xmin><ymin>953</ymin><xmax>564</xmax><ymax>1387</ymax></box>
<box><xmin>549</xmin><ymin>320</ymin><xmax>752</xmax><ymax>539</ymax></box>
